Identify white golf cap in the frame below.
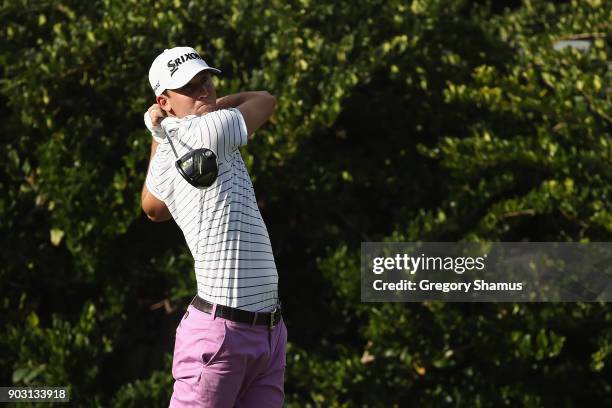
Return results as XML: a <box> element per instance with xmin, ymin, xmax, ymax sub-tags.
<box><xmin>148</xmin><ymin>46</ymin><xmax>221</xmax><ymax>96</ymax></box>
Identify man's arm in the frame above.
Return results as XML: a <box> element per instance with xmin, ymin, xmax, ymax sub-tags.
<box><xmin>141</xmin><ymin>139</ymin><xmax>172</xmax><ymax>222</ymax></box>
<box><xmin>215</xmin><ymin>91</ymin><xmax>276</xmax><ymax>137</ymax></box>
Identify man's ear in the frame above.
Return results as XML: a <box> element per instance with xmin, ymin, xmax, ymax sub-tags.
<box><xmin>156</xmin><ymin>94</ymin><xmax>172</xmax><ymax>114</ymax></box>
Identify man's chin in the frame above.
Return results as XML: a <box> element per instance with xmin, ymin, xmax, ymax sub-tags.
<box><xmin>194</xmin><ymin>103</ymin><xmax>217</xmax><ymax>116</ymax></box>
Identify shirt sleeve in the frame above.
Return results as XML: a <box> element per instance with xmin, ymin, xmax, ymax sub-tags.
<box><xmin>227</xmin><ymin>107</ymin><xmax>248</xmax><ymax>148</ymax></box>
<box><xmin>151</xmin><ymin>133</ymin><xmax>165</xmax><ymax>144</ymax></box>
<box><xmin>196</xmin><ymin>108</ymin><xmax>248</xmax><ymax>163</ymax></box>
<box><xmin>145</xmin><ymin>146</ymin><xmax>171</xmax><ymax>202</ymax></box>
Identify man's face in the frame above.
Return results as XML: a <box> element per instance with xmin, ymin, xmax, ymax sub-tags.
<box><xmin>158</xmin><ymin>71</ymin><xmax>217</xmax><ymax>118</ymax></box>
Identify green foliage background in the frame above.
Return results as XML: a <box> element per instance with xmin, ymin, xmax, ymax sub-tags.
<box><xmin>1</xmin><ymin>0</ymin><xmax>610</xmax><ymax>406</ymax></box>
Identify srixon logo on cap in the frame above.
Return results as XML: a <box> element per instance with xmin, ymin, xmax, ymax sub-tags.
<box><xmin>167</xmin><ymin>52</ymin><xmax>203</xmax><ymax>76</ymax></box>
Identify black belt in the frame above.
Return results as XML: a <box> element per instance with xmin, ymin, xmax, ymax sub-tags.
<box><xmin>190</xmin><ymin>296</ymin><xmax>282</xmax><ymax>329</ymax></box>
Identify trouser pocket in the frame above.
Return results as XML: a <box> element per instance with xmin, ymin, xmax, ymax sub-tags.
<box><xmin>201</xmin><ymin>318</ymin><xmax>228</xmax><ymax>367</ymax></box>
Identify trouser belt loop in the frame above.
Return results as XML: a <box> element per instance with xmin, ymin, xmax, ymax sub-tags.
<box><xmin>212</xmin><ymin>303</ymin><xmax>218</xmax><ymax>320</ymax></box>
<box><xmin>251</xmin><ymin>311</ymin><xmax>258</xmax><ymax>326</ymax></box>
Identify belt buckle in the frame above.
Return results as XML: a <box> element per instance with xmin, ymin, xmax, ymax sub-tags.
<box><xmin>269</xmin><ymin>307</ymin><xmax>279</xmax><ymax>329</ymax></box>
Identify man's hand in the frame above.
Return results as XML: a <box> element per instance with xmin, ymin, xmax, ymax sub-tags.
<box><xmin>147</xmin><ymin>104</ymin><xmax>167</xmax><ymax>126</ymax></box>
<box><xmin>145</xmin><ymin>104</ymin><xmax>168</xmax><ymax>143</ymax></box>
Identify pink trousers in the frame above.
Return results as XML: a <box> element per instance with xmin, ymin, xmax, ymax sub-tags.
<box><xmin>169</xmin><ymin>304</ymin><xmax>287</xmax><ymax>407</ymax></box>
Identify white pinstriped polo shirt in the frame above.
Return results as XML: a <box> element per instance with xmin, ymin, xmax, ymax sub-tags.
<box><xmin>145</xmin><ymin>108</ymin><xmax>279</xmax><ymax>312</ymax></box>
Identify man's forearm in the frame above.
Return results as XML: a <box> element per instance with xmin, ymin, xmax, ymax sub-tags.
<box><xmin>141</xmin><ymin>139</ymin><xmax>172</xmax><ymax>222</ymax></box>
<box><xmin>141</xmin><ymin>139</ymin><xmax>159</xmax><ymax>201</ymax></box>
<box><xmin>216</xmin><ymin>91</ymin><xmax>271</xmax><ymax>110</ymax></box>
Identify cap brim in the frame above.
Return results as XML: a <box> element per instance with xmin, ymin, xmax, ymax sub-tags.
<box><xmin>166</xmin><ymin>63</ymin><xmax>221</xmax><ymax>91</ymax></box>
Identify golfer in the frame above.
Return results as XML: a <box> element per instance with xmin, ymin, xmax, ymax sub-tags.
<box><xmin>141</xmin><ymin>46</ymin><xmax>286</xmax><ymax>407</ymax></box>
